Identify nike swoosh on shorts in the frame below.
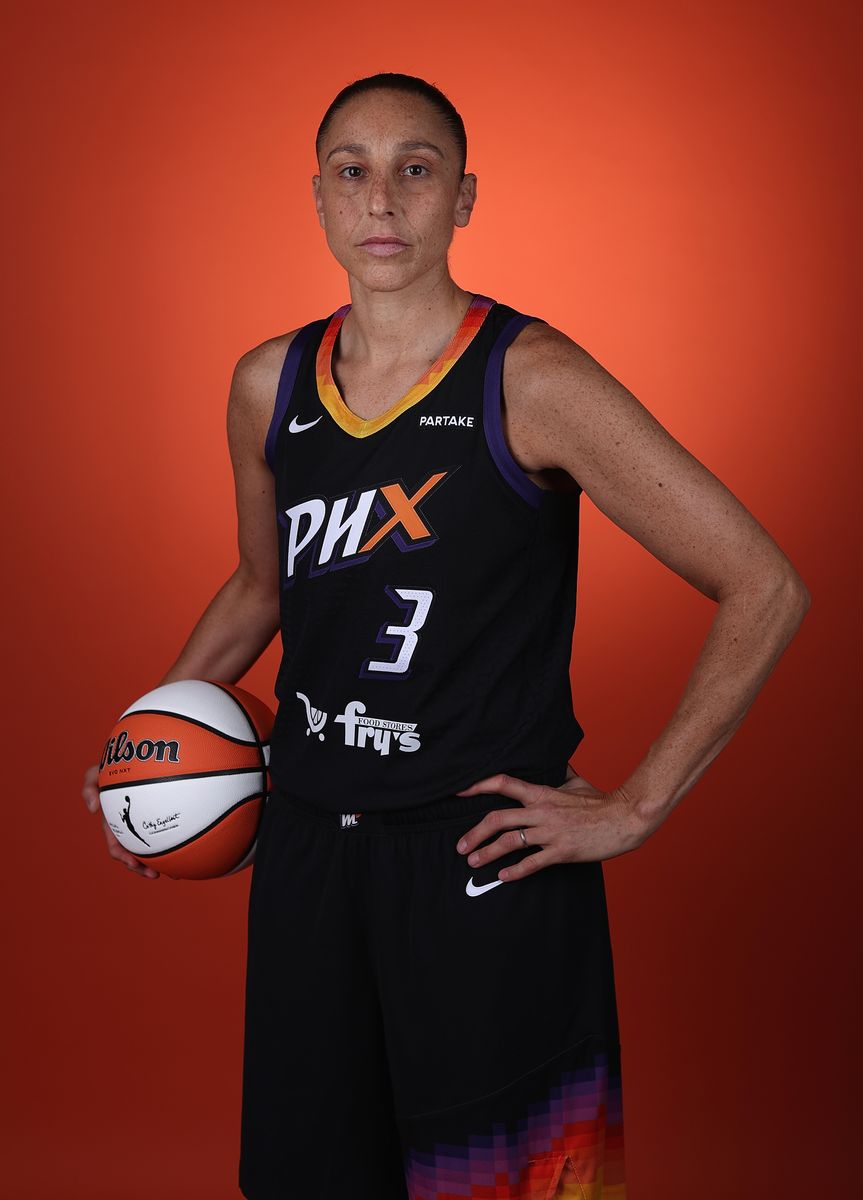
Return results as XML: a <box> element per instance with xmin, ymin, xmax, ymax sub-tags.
<box><xmin>465</xmin><ymin>876</ymin><xmax>504</xmax><ymax>896</ymax></box>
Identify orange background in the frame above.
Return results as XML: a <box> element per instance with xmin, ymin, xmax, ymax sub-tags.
<box><xmin>3</xmin><ymin>1</ymin><xmax>859</xmax><ymax>1195</ymax></box>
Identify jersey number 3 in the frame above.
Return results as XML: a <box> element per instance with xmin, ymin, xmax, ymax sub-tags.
<box><xmin>359</xmin><ymin>586</ymin><xmax>434</xmax><ymax>680</ymax></box>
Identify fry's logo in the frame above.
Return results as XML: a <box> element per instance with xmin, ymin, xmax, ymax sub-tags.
<box><xmin>279</xmin><ymin>468</ymin><xmax>457</xmax><ymax>585</ymax></box>
<box><xmin>296</xmin><ymin>692</ymin><xmax>421</xmax><ymax>756</ymax></box>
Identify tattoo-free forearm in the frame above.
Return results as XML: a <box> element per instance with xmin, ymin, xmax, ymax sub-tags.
<box><xmin>620</xmin><ymin>570</ymin><xmax>811</xmax><ymax>833</ymax></box>
<box><xmin>156</xmin><ymin>569</ymin><xmax>280</xmax><ymax>689</ymax></box>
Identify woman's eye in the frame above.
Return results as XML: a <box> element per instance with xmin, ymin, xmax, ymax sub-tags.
<box><xmin>337</xmin><ymin>164</ymin><xmax>429</xmax><ymax>179</ymax></box>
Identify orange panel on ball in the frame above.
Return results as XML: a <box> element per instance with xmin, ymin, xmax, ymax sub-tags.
<box><xmin>100</xmin><ymin>713</ymin><xmax>263</xmax><ymax>785</ymax></box>
<box><xmin>134</xmin><ymin>795</ymin><xmax>265</xmax><ymax>880</ymax></box>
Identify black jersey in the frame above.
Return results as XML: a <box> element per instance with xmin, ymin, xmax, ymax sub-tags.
<box><xmin>263</xmin><ymin>293</ymin><xmax>585</xmax><ymax>813</ymax></box>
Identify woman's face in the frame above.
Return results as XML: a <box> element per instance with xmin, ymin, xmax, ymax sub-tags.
<box><xmin>312</xmin><ymin>89</ymin><xmax>476</xmax><ymax>293</ymax></box>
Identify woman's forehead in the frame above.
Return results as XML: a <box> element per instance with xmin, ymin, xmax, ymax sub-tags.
<box><xmin>323</xmin><ymin>91</ymin><xmax>445</xmax><ymax>144</ymax></box>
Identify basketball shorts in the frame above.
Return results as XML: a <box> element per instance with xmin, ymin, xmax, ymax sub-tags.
<box><xmin>238</xmin><ymin>768</ymin><xmax>626</xmax><ymax>1200</ymax></box>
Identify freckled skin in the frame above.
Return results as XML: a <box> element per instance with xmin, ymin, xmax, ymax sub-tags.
<box><xmin>87</xmin><ymin>86</ymin><xmax>808</xmax><ymax>889</ymax></box>
<box><xmin>253</xmin><ymin>89</ymin><xmax>808</xmax><ymax>874</ymax></box>
<box><xmin>310</xmin><ymin>89</ymin><xmax>584</xmax><ymax>495</ymax></box>
<box><xmin>225</xmin><ymin>88</ymin><xmax>810</xmax><ymax>873</ymax></box>
<box><xmin>309</xmin><ymin>89</ymin><xmax>486</xmax><ymax>428</ymax></box>
<box><xmin>312</xmin><ymin>90</ymin><xmax>473</xmax><ymax>296</ymax></box>
<box><xmin>458</xmin><ymin>306</ymin><xmax>811</xmax><ymax>866</ymax></box>
<box><xmin>77</xmin><ymin>87</ymin><xmax>813</xmax><ymax>1200</ymax></box>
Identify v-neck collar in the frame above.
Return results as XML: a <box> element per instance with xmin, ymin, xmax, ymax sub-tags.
<box><xmin>315</xmin><ymin>293</ymin><xmax>496</xmax><ymax>439</ymax></box>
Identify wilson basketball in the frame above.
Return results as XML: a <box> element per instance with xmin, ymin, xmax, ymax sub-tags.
<box><xmin>97</xmin><ymin>679</ymin><xmax>274</xmax><ymax>881</ymax></box>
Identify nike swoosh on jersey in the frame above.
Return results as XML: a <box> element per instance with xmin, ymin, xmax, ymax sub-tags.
<box><xmin>288</xmin><ymin>414</ymin><xmax>323</xmax><ymax>433</ymax></box>
<box><xmin>465</xmin><ymin>876</ymin><xmax>505</xmax><ymax>896</ymax></box>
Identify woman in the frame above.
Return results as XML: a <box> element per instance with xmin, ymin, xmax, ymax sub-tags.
<box><xmin>84</xmin><ymin>71</ymin><xmax>810</xmax><ymax>1199</ymax></box>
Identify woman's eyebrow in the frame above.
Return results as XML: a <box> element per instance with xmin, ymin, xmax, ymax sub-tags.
<box><xmin>326</xmin><ymin>140</ymin><xmax>445</xmax><ymax>162</ymax></box>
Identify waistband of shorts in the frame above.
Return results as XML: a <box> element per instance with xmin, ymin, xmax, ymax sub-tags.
<box><xmin>267</xmin><ymin>763</ymin><xmax>570</xmax><ymax>833</ymax></box>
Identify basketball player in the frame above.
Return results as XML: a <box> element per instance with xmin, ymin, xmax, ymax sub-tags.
<box><xmin>82</xmin><ymin>73</ymin><xmax>810</xmax><ymax>1198</ymax></box>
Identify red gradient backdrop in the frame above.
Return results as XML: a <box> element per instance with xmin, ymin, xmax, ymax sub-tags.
<box><xmin>3</xmin><ymin>2</ymin><xmax>859</xmax><ymax>1196</ymax></box>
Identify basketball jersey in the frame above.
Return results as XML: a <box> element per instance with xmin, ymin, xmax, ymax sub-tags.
<box><xmin>263</xmin><ymin>293</ymin><xmax>585</xmax><ymax>813</ymax></box>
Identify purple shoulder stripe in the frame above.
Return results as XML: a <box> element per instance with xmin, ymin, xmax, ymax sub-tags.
<box><xmin>482</xmin><ymin>313</ymin><xmax>548</xmax><ymax>508</ymax></box>
<box><xmin>264</xmin><ymin>323</ymin><xmax>317</xmax><ymax>474</ymax></box>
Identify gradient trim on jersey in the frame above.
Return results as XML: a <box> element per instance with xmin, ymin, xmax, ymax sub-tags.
<box><xmin>316</xmin><ymin>292</ymin><xmax>496</xmax><ymax>438</ymax></box>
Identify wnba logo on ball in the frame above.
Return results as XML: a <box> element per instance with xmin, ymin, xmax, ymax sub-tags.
<box><xmin>100</xmin><ymin>728</ymin><xmax>181</xmax><ymax>770</ymax></box>
<box><xmin>97</xmin><ymin>679</ymin><xmax>274</xmax><ymax>880</ymax></box>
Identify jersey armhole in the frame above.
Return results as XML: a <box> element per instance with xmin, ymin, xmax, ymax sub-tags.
<box><xmin>264</xmin><ymin>321</ymin><xmax>319</xmax><ymax>473</ymax></box>
<box><xmin>482</xmin><ymin>313</ymin><xmax>551</xmax><ymax>509</ymax></box>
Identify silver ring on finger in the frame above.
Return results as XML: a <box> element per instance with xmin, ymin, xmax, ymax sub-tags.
<box><xmin>518</xmin><ymin>827</ymin><xmax>528</xmax><ymax>848</ymax></box>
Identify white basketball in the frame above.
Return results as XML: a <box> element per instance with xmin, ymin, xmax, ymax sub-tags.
<box><xmin>97</xmin><ymin>679</ymin><xmax>275</xmax><ymax>880</ymax></box>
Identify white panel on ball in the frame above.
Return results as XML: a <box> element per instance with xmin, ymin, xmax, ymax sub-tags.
<box><xmin>100</xmin><ymin>770</ymin><xmax>264</xmax><ymax>857</ymax></box>
<box><xmin>121</xmin><ymin>679</ymin><xmax>261</xmax><ymax>742</ymax></box>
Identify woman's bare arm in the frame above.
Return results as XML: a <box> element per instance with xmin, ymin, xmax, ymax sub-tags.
<box><xmin>156</xmin><ymin>332</ymin><xmax>298</xmax><ymax>687</ymax></box>
<box><xmin>82</xmin><ymin>331</ymin><xmax>300</xmax><ymax>873</ymax></box>
<box><xmin>503</xmin><ymin>323</ymin><xmax>810</xmax><ymax>835</ymax></box>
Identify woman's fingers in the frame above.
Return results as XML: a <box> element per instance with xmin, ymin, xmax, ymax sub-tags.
<box><xmin>99</xmin><ymin>812</ymin><xmax>160</xmax><ymax>880</ymax></box>
<box><xmin>84</xmin><ymin>761</ymin><xmax>159</xmax><ymax>878</ymax></box>
<box><xmin>82</xmin><ymin>763</ymin><xmax>101</xmax><ymax>813</ymax></box>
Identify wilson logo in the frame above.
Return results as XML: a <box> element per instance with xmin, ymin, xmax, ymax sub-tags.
<box><xmin>101</xmin><ymin>729</ymin><xmax>180</xmax><ymax>770</ymax></box>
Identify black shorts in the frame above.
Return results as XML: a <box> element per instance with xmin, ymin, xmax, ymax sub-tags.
<box><xmin>239</xmin><ymin>773</ymin><xmax>626</xmax><ymax>1199</ymax></box>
